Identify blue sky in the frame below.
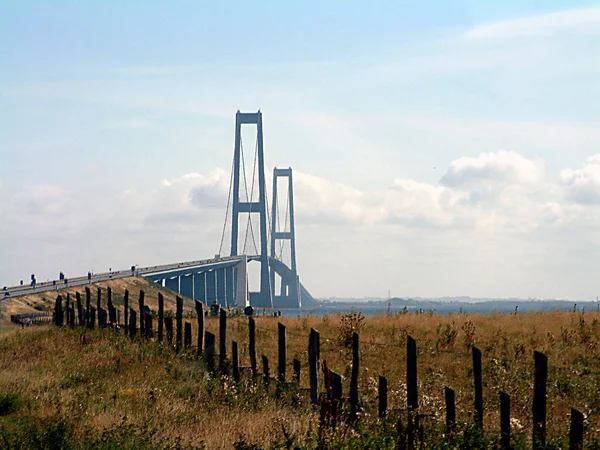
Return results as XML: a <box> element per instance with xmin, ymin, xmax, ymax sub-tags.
<box><xmin>2</xmin><ymin>1</ymin><xmax>600</xmax><ymax>300</ymax></box>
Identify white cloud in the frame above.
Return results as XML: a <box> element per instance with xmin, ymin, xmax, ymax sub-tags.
<box><xmin>440</xmin><ymin>150</ymin><xmax>542</xmax><ymax>188</ymax></box>
<box><xmin>560</xmin><ymin>154</ymin><xmax>600</xmax><ymax>205</ymax></box>
<box><xmin>465</xmin><ymin>6</ymin><xmax>600</xmax><ymax>39</ymax></box>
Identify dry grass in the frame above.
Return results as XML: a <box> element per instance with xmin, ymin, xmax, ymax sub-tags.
<box><xmin>2</xmin><ymin>288</ymin><xmax>600</xmax><ymax>447</ymax></box>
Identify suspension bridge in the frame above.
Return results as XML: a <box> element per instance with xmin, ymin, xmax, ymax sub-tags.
<box><xmin>4</xmin><ymin>111</ymin><xmax>315</xmax><ymax>309</ymax></box>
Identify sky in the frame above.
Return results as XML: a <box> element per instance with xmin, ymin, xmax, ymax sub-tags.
<box><xmin>1</xmin><ymin>1</ymin><xmax>600</xmax><ymax>300</ymax></box>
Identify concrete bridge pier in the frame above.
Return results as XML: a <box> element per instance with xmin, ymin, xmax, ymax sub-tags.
<box><xmin>165</xmin><ymin>276</ymin><xmax>179</xmax><ymax>292</ymax></box>
<box><xmin>194</xmin><ymin>272</ymin><xmax>206</xmax><ymax>303</ymax></box>
<box><xmin>180</xmin><ymin>274</ymin><xmax>193</xmax><ymax>299</ymax></box>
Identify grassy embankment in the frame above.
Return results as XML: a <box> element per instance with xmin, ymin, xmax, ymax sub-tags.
<box><xmin>1</xmin><ymin>279</ymin><xmax>600</xmax><ymax>448</ymax></box>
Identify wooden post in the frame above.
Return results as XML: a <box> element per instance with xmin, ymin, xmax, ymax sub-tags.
<box><xmin>407</xmin><ymin>335</ymin><xmax>418</xmax><ymax>412</ymax></box>
<box><xmin>195</xmin><ymin>301</ymin><xmax>204</xmax><ymax>357</ymax></box>
<box><xmin>128</xmin><ymin>308</ymin><xmax>136</xmax><ymax>338</ymax></box>
<box><xmin>175</xmin><ymin>296</ymin><xmax>183</xmax><ymax>351</ymax></box>
<box><xmin>569</xmin><ymin>408</ymin><xmax>584</xmax><ymax>450</ymax></box>
<box><xmin>138</xmin><ymin>290</ymin><xmax>145</xmax><ymax>338</ymax></box>
<box><xmin>184</xmin><ymin>322</ymin><xmax>192</xmax><ymax>350</ymax></box>
<box><xmin>76</xmin><ymin>292</ymin><xmax>83</xmax><ymax>326</ymax></box>
<box><xmin>232</xmin><ymin>341</ymin><xmax>240</xmax><ymax>382</ymax></box>
<box><xmin>96</xmin><ymin>287</ymin><xmax>101</xmax><ymax>313</ymax></box>
<box><xmin>249</xmin><ymin>317</ymin><xmax>257</xmax><ymax>376</ymax></box>
<box><xmin>54</xmin><ymin>295</ymin><xmax>63</xmax><ymax>326</ymax></box>
<box><xmin>533</xmin><ymin>351</ymin><xmax>548</xmax><ymax>450</ymax></box>
<box><xmin>98</xmin><ymin>308</ymin><xmax>107</xmax><ymax>328</ymax></box>
<box><xmin>330</xmin><ymin>370</ymin><xmax>342</xmax><ymax>401</ymax></box>
<box><xmin>69</xmin><ymin>305</ymin><xmax>75</xmax><ymax>328</ymax></box>
<box><xmin>379</xmin><ymin>376</ymin><xmax>388</xmax><ymax>418</ymax></box>
<box><xmin>123</xmin><ymin>289</ymin><xmax>129</xmax><ymax>330</ymax></box>
<box><xmin>278</xmin><ymin>322</ymin><xmax>287</xmax><ymax>382</ymax></box>
<box><xmin>157</xmin><ymin>293</ymin><xmax>164</xmax><ymax>343</ymax></box>
<box><xmin>165</xmin><ymin>317</ymin><xmax>173</xmax><ymax>345</ymax></box>
<box><xmin>107</xmin><ymin>287</ymin><xmax>116</xmax><ymax>324</ymax></box>
<box><xmin>219</xmin><ymin>308</ymin><xmax>227</xmax><ymax>369</ymax></box>
<box><xmin>65</xmin><ymin>294</ymin><xmax>70</xmax><ymax>326</ymax></box>
<box><xmin>293</xmin><ymin>359</ymin><xmax>301</xmax><ymax>384</ymax></box>
<box><xmin>85</xmin><ymin>287</ymin><xmax>91</xmax><ymax>326</ymax></box>
<box><xmin>309</xmin><ymin>328</ymin><xmax>320</xmax><ymax>404</ymax></box>
<box><xmin>89</xmin><ymin>306</ymin><xmax>96</xmax><ymax>329</ymax></box>
<box><xmin>472</xmin><ymin>346</ymin><xmax>483</xmax><ymax>429</ymax></box>
<box><xmin>144</xmin><ymin>311</ymin><xmax>153</xmax><ymax>339</ymax></box>
<box><xmin>445</xmin><ymin>387</ymin><xmax>456</xmax><ymax>435</ymax></box>
<box><xmin>500</xmin><ymin>391</ymin><xmax>510</xmax><ymax>450</ymax></box>
<box><xmin>205</xmin><ymin>331</ymin><xmax>216</xmax><ymax>372</ymax></box>
<box><xmin>350</xmin><ymin>332</ymin><xmax>359</xmax><ymax>416</ymax></box>
<box><xmin>262</xmin><ymin>355</ymin><xmax>270</xmax><ymax>386</ymax></box>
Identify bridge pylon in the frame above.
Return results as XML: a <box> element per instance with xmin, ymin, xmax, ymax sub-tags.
<box><xmin>270</xmin><ymin>167</ymin><xmax>301</xmax><ymax>308</ymax></box>
<box><xmin>230</xmin><ymin>111</ymin><xmax>273</xmax><ymax>308</ymax></box>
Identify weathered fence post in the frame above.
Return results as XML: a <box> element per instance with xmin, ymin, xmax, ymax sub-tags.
<box><xmin>76</xmin><ymin>292</ymin><xmax>83</xmax><ymax>326</ymax></box>
<box><xmin>445</xmin><ymin>386</ymin><xmax>456</xmax><ymax>435</ymax></box>
<box><xmin>89</xmin><ymin>306</ymin><xmax>96</xmax><ymax>329</ymax></box>
<box><xmin>309</xmin><ymin>328</ymin><xmax>320</xmax><ymax>404</ymax></box>
<box><xmin>175</xmin><ymin>296</ymin><xmax>183</xmax><ymax>351</ymax></box>
<box><xmin>138</xmin><ymin>290</ymin><xmax>145</xmax><ymax>338</ymax></box>
<box><xmin>65</xmin><ymin>294</ymin><xmax>70</xmax><ymax>325</ymax></box>
<box><xmin>407</xmin><ymin>335</ymin><xmax>418</xmax><ymax>412</ymax></box>
<box><xmin>570</xmin><ymin>408</ymin><xmax>584</xmax><ymax>450</ymax></box>
<box><xmin>96</xmin><ymin>287</ymin><xmax>101</xmax><ymax>314</ymax></box>
<box><xmin>472</xmin><ymin>346</ymin><xmax>483</xmax><ymax>430</ymax></box>
<box><xmin>500</xmin><ymin>391</ymin><xmax>510</xmax><ymax>450</ymax></box>
<box><xmin>123</xmin><ymin>289</ymin><xmax>129</xmax><ymax>330</ymax></box>
<box><xmin>165</xmin><ymin>317</ymin><xmax>173</xmax><ymax>345</ymax></box>
<box><xmin>195</xmin><ymin>301</ymin><xmax>204</xmax><ymax>357</ymax></box>
<box><xmin>262</xmin><ymin>355</ymin><xmax>270</xmax><ymax>387</ymax></box>
<box><xmin>69</xmin><ymin>305</ymin><xmax>75</xmax><ymax>328</ymax></box>
<box><xmin>379</xmin><ymin>376</ymin><xmax>388</xmax><ymax>419</ymax></box>
<box><xmin>54</xmin><ymin>295</ymin><xmax>63</xmax><ymax>326</ymax></box>
<box><xmin>293</xmin><ymin>359</ymin><xmax>301</xmax><ymax>384</ymax></box>
<box><xmin>184</xmin><ymin>322</ymin><xmax>192</xmax><ymax>350</ymax></box>
<box><xmin>533</xmin><ymin>351</ymin><xmax>548</xmax><ymax>450</ymax></box>
<box><xmin>157</xmin><ymin>293</ymin><xmax>164</xmax><ymax>343</ymax></box>
<box><xmin>107</xmin><ymin>287</ymin><xmax>116</xmax><ymax>325</ymax></box>
<box><xmin>98</xmin><ymin>308</ymin><xmax>107</xmax><ymax>328</ymax></box>
<box><xmin>85</xmin><ymin>287</ymin><xmax>91</xmax><ymax>326</ymax></box>
<box><xmin>144</xmin><ymin>311</ymin><xmax>153</xmax><ymax>339</ymax></box>
<box><xmin>205</xmin><ymin>331</ymin><xmax>216</xmax><ymax>372</ymax></box>
<box><xmin>128</xmin><ymin>308</ymin><xmax>136</xmax><ymax>338</ymax></box>
<box><xmin>219</xmin><ymin>308</ymin><xmax>227</xmax><ymax>370</ymax></box>
<box><xmin>249</xmin><ymin>317</ymin><xmax>257</xmax><ymax>376</ymax></box>
<box><xmin>350</xmin><ymin>332</ymin><xmax>360</xmax><ymax>416</ymax></box>
<box><xmin>330</xmin><ymin>370</ymin><xmax>342</xmax><ymax>403</ymax></box>
<box><xmin>278</xmin><ymin>323</ymin><xmax>287</xmax><ymax>382</ymax></box>
<box><xmin>232</xmin><ymin>341</ymin><xmax>240</xmax><ymax>382</ymax></box>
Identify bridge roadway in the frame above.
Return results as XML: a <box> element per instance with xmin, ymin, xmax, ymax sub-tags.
<box><xmin>2</xmin><ymin>255</ymin><xmax>259</xmax><ymax>299</ymax></box>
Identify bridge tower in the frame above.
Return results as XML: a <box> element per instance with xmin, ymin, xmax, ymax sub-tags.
<box><xmin>230</xmin><ymin>111</ymin><xmax>273</xmax><ymax>308</ymax></box>
<box><xmin>270</xmin><ymin>168</ymin><xmax>301</xmax><ymax>308</ymax></box>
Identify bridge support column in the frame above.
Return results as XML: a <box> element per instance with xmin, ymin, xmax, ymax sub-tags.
<box><xmin>230</xmin><ymin>111</ymin><xmax>273</xmax><ymax>308</ymax></box>
<box><xmin>225</xmin><ymin>267</ymin><xmax>234</xmax><ymax>306</ymax></box>
<box><xmin>206</xmin><ymin>270</ymin><xmax>217</xmax><ymax>306</ymax></box>
<box><xmin>216</xmin><ymin>268</ymin><xmax>226</xmax><ymax>307</ymax></box>
<box><xmin>270</xmin><ymin>167</ymin><xmax>300</xmax><ymax>308</ymax></box>
<box><xmin>234</xmin><ymin>256</ymin><xmax>248</xmax><ymax>307</ymax></box>
<box><xmin>165</xmin><ymin>276</ymin><xmax>179</xmax><ymax>293</ymax></box>
<box><xmin>180</xmin><ymin>274</ymin><xmax>193</xmax><ymax>299</ymax></box>
<box><xmin>194</xmin><ymin>272</ymin><xmax>207</xmax><ymax>304</ymax></box>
